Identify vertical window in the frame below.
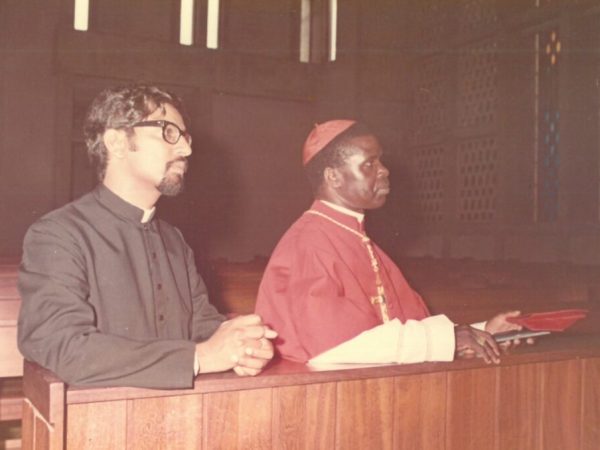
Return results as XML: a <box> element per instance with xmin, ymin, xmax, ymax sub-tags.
<box><xmin>207</xmin><ymin>0</ymin><xmax>220</xmax><ymax>49</ymax></box>
<box><xmin>74</xmin><ymin>0</ymin><xmax>89</xmax><ymax>31</ymax></box>
<box><xmin>300</xmin><ymin>0</ymin><xmax>337</xmax><ymax>63</ymax></box>
<box><xmin>299</xmin><ymin>0</ymin><xmax>311</xmax><ymax>63</ymax></box>
<box><xmin>180</xmin><ymin>0</ymin><xmax>194</xmax><ymax>45</ymax></box>
<box><xmin>329</xmin><ymin>0</ymin><xmax>337</xmax><ymax>61</ymax></box>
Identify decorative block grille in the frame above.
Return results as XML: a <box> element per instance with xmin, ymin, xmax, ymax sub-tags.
<box><xmin>414</xmin><ymin>145</ymin><xmax>445</xmax><ymax>223</ymax></box>
<box><xmin>458</xmin><ymin>0</ymin><xmax>498</xmax><ymax>35</ymax></box>
<box><xmin>457</xmin><ymin>41</ymin><xmax>498</xmax><ymax>128</ymax></box>
<box><xmin>413</xmin><ymin>55</ymin><xmax>449</xmax><ymax>138</ymax></box>
<box><xmin>458</xmin><ymin>137</ymin><xmax>497</xmax><ymax>222</ymax></box>
<box><xmin>412</xmin><ymin>1</ymin><xmax>451</xmax><ymax>51</ymax></box>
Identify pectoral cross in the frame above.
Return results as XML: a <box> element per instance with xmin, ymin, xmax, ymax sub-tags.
<box><xmin>304</xmin><ymin>209</ymin><xmax>392</xmax><ymax>324</ymax></box>
<box><xmin>371</xmin><ymin>290</ymin><xmax>390</xmax><ymax>323</ymax></box>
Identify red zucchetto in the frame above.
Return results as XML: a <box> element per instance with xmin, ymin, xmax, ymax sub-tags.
<box><xmin>302</xmin><ymin>119</ymin><xmax>356</xmax><ymax>166</ymax></box>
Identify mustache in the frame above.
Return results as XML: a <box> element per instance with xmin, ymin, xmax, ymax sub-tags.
<box><xmin>166</xmin><ymin>157</ymin><xmax>188</xmax><ymax>172</ymax></box>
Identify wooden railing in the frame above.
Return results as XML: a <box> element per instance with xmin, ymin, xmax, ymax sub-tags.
<box><xmin>21</xmin><ymin>334</ymin><xmax>600</xmax><ymax>450</ymax></box>
<box><xmin>0</xmin><ymin>260</ymin><xmax>22</xmax><ymax>449</ymax></box>
<box><xmin>0</xmin><ymin>261</ymin><xmax>21</xmax><ymax>378</ymax></box>
<box><xmin>3</xmin><ymin>257</ymin><xmax>600</xmax><ymax>448</ymax></box>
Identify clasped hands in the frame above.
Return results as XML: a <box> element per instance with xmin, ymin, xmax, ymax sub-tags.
<box><xmin>455</xmin><ymin>310</ymin><xmax>531</xmax><ymax>364</ymax></box>
<box><xmin>196</xmin><ymin>314</ymin><xmax>277</xmax><ymax>376</ymax></box>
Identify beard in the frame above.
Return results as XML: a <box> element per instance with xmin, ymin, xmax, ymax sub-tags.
<box><xmin>157</xmin><ymin>158</ymin><xmax>188</xmax><ymax>196</ymax></box>
<box><xmin>157</xmin><ymin>174</ymin><xmax>184</xmax><ymax>196</ymax></box>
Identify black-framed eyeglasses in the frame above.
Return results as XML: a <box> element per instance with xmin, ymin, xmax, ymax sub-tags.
<box><xmin>132</xmin><ymin>120</ymin><xmax>192</xmax><ymax>145</ymax></box>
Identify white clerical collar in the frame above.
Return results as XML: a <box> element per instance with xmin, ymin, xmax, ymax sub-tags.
<box><xmin>320</xmin><ymin>200</ymin><xmax>365</xmax><ymax>223</ymax></box>
<box><xmin>141</xmin><ymin>207</ymin><xmax>156</xmax><ymax>223</ymax></box>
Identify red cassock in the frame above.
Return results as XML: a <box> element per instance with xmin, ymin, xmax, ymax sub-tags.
<box><xmin>255</xmin><ymin>200</ymin><xmax>430</xmax><ymax>362</ymax></box>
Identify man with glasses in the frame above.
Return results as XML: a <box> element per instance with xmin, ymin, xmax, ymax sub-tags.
<box><xmin>17</xmin><ymin>85</ymin><xmax>276</xmax><ymax>388</ymax></box>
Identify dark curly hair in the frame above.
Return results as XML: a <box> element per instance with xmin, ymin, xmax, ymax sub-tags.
<box><xmin>305</xmin><ymin>122</ymin><xmax>373</xmax><ymax>194</ymax></box>
<box><xmin>83</xmin><ymin>85</ymin><xmax>187</xmax><ymax>180</ymax></box>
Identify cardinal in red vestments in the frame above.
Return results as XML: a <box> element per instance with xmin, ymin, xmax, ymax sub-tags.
<box><xmin>255</xmin><ymin>120</ymin><xmax>521</xmax><ymax>364</ymax></box>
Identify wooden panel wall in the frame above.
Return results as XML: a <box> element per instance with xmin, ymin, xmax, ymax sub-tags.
<box><xmin>541</xmin><ymin>360</ymin><xmax>582</xmax><ymax>449</ymax></box>
<box><xmin>336</xmin><ymin>378</ymin><xmax>395</xmax><ymax>449</ymax></box>
<box><xmin>393</xmin><ymin>372</ymin><xmax>446</xmax><ymax>449</ymax></box>
<box><xmin>582</xmin><ymin>358</ymin><xmax>600</xmax><ymax>450</ymax></box>
<box><xmin>0</xmin><ymin>263</ymin><xmax>21</xmax><ymax>377</ymax></box>
<box><xmin>446</xmin><ymin>368</ymin><xmax>497</xmax><ymax>449</ymax></box>
<box><xmin>22</xmin><ymin>355</ymin><xmax>600</xmax><ymax>450</ymax></box>
<box><xmin>498</xmin><ymin>364</ymin><xmax>542</xmax><ymax>450</ymax></box>
<box><xmin>271</xmin><ymin>383</ymin><xmax>336</xmax><ymax>449</ymax></box>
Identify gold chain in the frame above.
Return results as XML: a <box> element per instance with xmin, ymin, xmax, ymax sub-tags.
<box><xmin>305</xmin><ymin>209</ymin><xmax>390</xmax><ymax>322</ymax></box>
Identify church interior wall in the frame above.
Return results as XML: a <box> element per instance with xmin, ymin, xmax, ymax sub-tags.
<box><xmin>1</xmin><ymin>0</ymin><xmax>600</xmax><ymax>266</ymax></box>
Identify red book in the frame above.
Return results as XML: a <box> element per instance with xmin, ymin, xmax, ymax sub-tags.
<box><xmin>506</xmin><ymin>309</ymin><xmax>588</xmax><ymax>332</ymax></box>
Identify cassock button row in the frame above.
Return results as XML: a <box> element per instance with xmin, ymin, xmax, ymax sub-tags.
<box><xmin>158</xmin><ymin>314</ymin><xmax>164</xmax><ymax>321</ymax></box>
<box><xmin>152</xmin><ymin>252</ymin><xmax>157</xmax><ymax>259</ymax></box>
<box><xmin>157</xmin><ymin>283</ymin><xmax>162</xmax><ymax>290</ymax></box>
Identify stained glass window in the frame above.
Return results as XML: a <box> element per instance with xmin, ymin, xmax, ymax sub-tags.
<box><xmin>536</xmin><ymin>29</ymin><xmax>561</xmax><ymax>222</ymax></box>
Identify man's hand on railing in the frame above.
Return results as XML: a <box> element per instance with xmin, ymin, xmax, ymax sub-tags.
<box><xmin>196</xmin><ymin>314</ymin><xmax>277</xmax><ymax>376</ymax></box>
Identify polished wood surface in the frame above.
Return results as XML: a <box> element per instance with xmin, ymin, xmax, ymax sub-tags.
<box><xmin>447</xmin><ymin>367</ymin><xmax>497</xmax><ymax>449</ymax></box>
<box><xmin>497</xmin><ymin>363</ymin><xmax>541</xmax><ymax>450</ymax></box>
<box><xmin>272</xmin><ymin>382</ymin><xmax>336</xmax><ymax>449</ymax></box>
<box><xmin>393</xmin><ymin>372</ymin><xmax>446</xmax><ymax>449</ymax></box>
<box><xmin>7</xmin><ymin>257</ymin><xmax>600</xmax><ymax>449</ymax></box>
<box><xmin>0</xmin><ymin>262</ymin><xmax>21</xmax><ymax>378</ymax></box>
<box><xmin>582</xmin><ymin>358</ymin><xmax>600</xmax><ymax>450</ymax></box>
<box><xmin>0</xmin><ymin>260</ymin><xmax>22</xmax><ymax>447</ymax></box>
<box><xmin>21</xmin><ymin>335</ymin><xmax>600</xmax><ymax>450</ymax></box>
<box><xmin>0</xmin><ymin>378</ymin><xmax>22</xmax><ymax>422</ymax></box>
<box><xmin>21</xmin><ymin>359</ymin><xmax>65</xmax><ymax>450</ymax></box>
<box><xmin>542</xmin><ymin>360</ymin><xmax>582</xmax><ymax>449</ymax></box>
<box><xmin>6</xmin><ymin>253</ymin><xmax>600</xmax><ymax>450</ymax></box>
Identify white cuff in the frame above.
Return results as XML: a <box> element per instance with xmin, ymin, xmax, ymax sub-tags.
<box><xmin>470</xmin><ymin>321</ymin><xmax>487</xmax><ymax>331</ymax></box>
<box><xmin>308</xmin><ymin>315</ymin><xmax>456</xmax><ymax>366</ymax></box>
<box><xmin>397</xmin><ymin>314</ymin><xmax>455</xmax><ymax>363</ymax></box>
<box><xmin>193</xmin><ymin>350</ymin><xmax>200</xmax><ymax>375</ymax></box>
